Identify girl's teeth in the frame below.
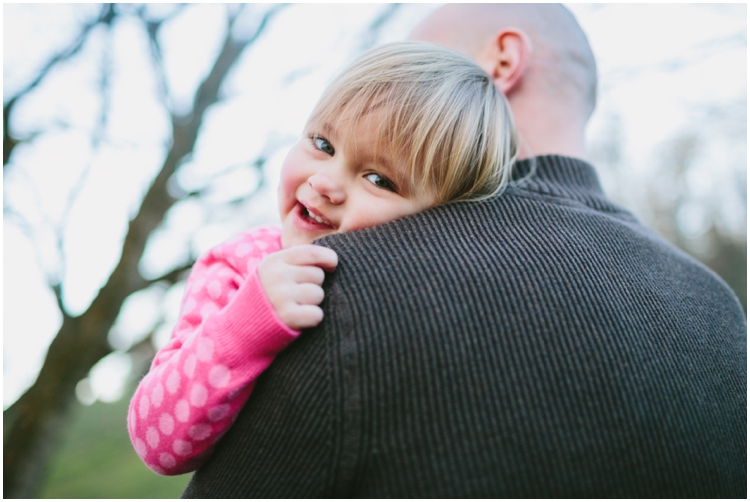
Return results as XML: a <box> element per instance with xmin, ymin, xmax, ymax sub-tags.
<box><xmin>303</xmin><ymin>206</ymin><xmax>328</xmax><ymax>225</ymax></box>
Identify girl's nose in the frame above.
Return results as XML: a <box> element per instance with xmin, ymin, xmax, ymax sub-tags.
<box><xmin>308</xmin><ymin>172</ymin><xmax>346</xmax><ymax>204</ymax></box>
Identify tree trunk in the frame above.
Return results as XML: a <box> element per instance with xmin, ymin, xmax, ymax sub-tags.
<box><xmin>3</xmin><ymin>316</ymin><xmax>111</xmax><ymax>497</ymax></box>
<box><xmin>2</xmin><ymin>5</ymin><xmax>280</xmax><ymax>493</ymax></box>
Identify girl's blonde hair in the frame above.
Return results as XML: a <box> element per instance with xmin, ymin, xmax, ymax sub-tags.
<box><xmin>307</xmin><ymin>41</ymin><xmax>518</xmax><ymax>204</ymax></box>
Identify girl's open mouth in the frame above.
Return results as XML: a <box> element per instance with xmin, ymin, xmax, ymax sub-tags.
<box><xmin>299</xmin><ymin>204</ymin><xmax>334</xmax><ymax>228</ymax></box>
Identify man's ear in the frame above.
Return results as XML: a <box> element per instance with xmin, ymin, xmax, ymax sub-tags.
<box><xmin>476</xmin><ymin>28</ymin><xmax>531</xmax><ymax>95</ymax></box>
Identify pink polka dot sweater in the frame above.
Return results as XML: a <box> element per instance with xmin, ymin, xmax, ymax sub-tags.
<box><xmin>127</xmin><ymin>226</ymin><xmax>299</xmax><ymax>475</ymax></box>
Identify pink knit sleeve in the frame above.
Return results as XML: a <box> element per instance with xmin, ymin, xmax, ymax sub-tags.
<box><xmin>127</xmin><ymin>227</ymin><xmax>298</xmax><ymax>475</ymax></box>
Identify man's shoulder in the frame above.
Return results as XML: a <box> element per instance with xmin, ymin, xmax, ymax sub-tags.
<box><xmin>312</xmin><ymin>186</ymin><xmax>745</xmax><ymax>498</ymax></box>
<box><xmin>318</xmin><ymin>182</ymin><xmax>744</xmax><ymax>333</ymax></box>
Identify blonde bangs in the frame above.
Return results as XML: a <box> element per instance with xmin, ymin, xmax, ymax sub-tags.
<box><xmin>307</xmin><ymin>42</ymin><xmax>518</xmax><ymax>204</ymax></box>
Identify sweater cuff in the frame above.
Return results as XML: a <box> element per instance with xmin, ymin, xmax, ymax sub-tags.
<box><xmin>207</xmin><ymin>268</ymin><xmax>300</xmax><ymax>372</ymax></box>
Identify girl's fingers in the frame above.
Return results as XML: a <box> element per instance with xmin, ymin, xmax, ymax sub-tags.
<box><xmin>285</xmin><ymin>305</ymin><xmax>324</xmax><ymax>330</ymax></box>
<box><xmin>291</xmin><ymin>265</ymin><xmax>326</xmax><ymax>285</ymax></box>
<box><xmin>283</xmin><ymin>245</ymin><xmax>338</xmax><ymax>271</ymax></box>
<box><xmin>292</xmin><ymin>283</ymin><xmax>325</xmax><ymax>306</ymax></box>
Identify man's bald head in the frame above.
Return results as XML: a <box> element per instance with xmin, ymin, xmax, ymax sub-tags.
<box><xmin>410</xmin><ymin>4</ymin><xmax>597</xmax><ymax>122</ymax></box>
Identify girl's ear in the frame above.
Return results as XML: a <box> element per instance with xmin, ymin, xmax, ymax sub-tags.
<box><xmin>476</xmin><ymin>28</ymin><xmax>531</xmax><ymax>95</ymax></box>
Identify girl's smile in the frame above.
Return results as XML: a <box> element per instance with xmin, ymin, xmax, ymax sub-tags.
<box><xmin>293</xmin><ymin>202</ymin><xmax>335</xmax><ymax>230</ymax></box>
<box><xmin>279</xmin><ymin>109</ymin><xmax>436</xmax><ymax>248</ymax></box>
<box><xmin>300</xmin><ymin>204</ymin><xmax>333</xmax><ymax>226</ymax></box>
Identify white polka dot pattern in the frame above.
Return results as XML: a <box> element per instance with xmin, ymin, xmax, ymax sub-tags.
<box><xmin>189</xmin><ymin>424</ymin><xmax>212</xmax><ymax>441</ymax></box>
<box><xmin>190</xmin><ymin>384</ymin><xmax>208</xmax><ymax>407</ymax></box>
<box><xmin>173</xmin><ymin>439</ymin><xmax>193</xmax><ymax>456</ymax></box>
<box><xmin>126</xmin><ymin>227</ymin><xmax>297</xmax><ymax>475</ymax></box>
<box><xmin>160</xmin><ymin>452</ymin><xmax>176</xmax><ymax>469</ymax></box>
<box><xmin>218</xmin><ymin>268</ymin><xmax>233</xmax><ymax>278</ymax></box>
<box><xmin>200</xmin><ymin>302</ymin><xmax>219</xmax><ymax>319</ymax></box>
<box><xmin>139</xmin><ymin>396</ymin><xmax>150</xmax><ymax>419</ymax></box>
<box><xmin>166</xmin><ymin>371</ymin><xmax>180</xmax><ymax>394</ymax></box>
<box><xmin>191</xmin><ymin>278</ymin><xmax>206</xmax><ymax>294</ymax></box>
<box><xmin>175</xmin><ymin>399</ymin><xmax>190</xmax><ymax>423</ymax></box>
<box><xmin>184</xmin><ymin>354</ymin><xmax>197</xmax><ymax>378</ymax></box>
<box><xmin>134</xmin><ymin>438</ymin><xmax>147</xmax><ymax>458</ymax></box>
<box><xmin>208</xmin><ymin>404</ymin><xmax>231</xmax><ymax>422</ymax></box>
<box><xmin>146</xmin><ymin>427</ymin><xmax>160</xmax><ymax>448</ymax></box>
<box><xmin>151</xmin><ymin>383</ymin><xmax>164</xmax><ymax>407</ymax></box>
<box><xmin>235</xmin><ymin>243</ymin><xmax>252</xmax><ymax>256</ymax></box>
<box><xmin>208</xmin><ymin>365</ymin><xmax>230</xmax><ymax>388</ymax></box>
<box><xmin>207</xmin><ymin>280</ymin><xmax>223</xmax><ymax>300</ymax></box>
<box><xmin>159</xmin><ymin>413</ymin><xmax>175</xmax><ymax>435</ymax></box>
<box><xmin>182</xmin><ymin>297</ymin><xmax>197</xmax><ymax>315</ymax></box>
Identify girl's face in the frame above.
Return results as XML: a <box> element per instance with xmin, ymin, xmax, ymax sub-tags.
<box><xmin>279</xmin><ymin>108</ymin><xmax>436</xmax><ymax>248</ymax></box>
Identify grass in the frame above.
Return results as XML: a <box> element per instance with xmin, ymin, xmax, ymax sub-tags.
<box><xmin>39</xmin><ymin>394</ymin><xmax>192</xmax><ymax>498</ymax></box>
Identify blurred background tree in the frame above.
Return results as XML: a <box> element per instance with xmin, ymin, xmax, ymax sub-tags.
<box><xmin>3</xmin><ymin>3</ymin><xmax>746</xmax><ymax>498</ymax></box>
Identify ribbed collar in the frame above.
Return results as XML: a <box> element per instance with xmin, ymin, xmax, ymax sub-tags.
<box><xmin>509</xmin><ymin>155</ymin><xmax>620</xmax><ymax>212</ymax></box>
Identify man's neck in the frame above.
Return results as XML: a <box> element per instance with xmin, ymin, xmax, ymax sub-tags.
<box><xmin>511</xmin><ymin>97</ymin><xmax>588</xmax><ymax>161</ymax></box>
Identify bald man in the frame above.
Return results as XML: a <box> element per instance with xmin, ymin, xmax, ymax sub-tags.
<box><xmin>410</xmin><ymin>3</ymin><xmax>595</xmax><ymax>160</ymax></box>
<box><xmin>183</xmin><ymin>5</ymin><xmax>745</xmax><ymax>498</ymax></box>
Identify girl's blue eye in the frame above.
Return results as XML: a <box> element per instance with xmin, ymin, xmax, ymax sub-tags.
<box><xmin>312</xmin><ymin>135</ymin><xmax>334</xmax><ymax>155</ymax></box>
<box><xmin>365</xmin><ymin>173</ymin><xmax>396</xmax><ymax>192</ymax></box>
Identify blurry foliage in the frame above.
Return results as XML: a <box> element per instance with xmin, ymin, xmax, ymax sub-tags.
<box><xmin>647</xmin><ymin>124</ymin><xmax>746</xmax><ymax>310</ymax></box>
<box><xmin>589</xmin><ymin>98</ymin><xmax>747</xmax><ymax>311</ymax></box>
<box><xmin>38</xmin><ymin>386</ymin><xmax>191</xmax><ymax>498</ymax></box>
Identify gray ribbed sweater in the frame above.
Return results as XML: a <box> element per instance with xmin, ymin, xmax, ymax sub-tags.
<box><xmin>183</xmin><ymin>155</ymin><xmax>746</xmax><ymax>498</ymax></box>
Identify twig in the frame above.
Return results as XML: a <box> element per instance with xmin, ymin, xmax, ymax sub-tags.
<box><xmin>144</xmin><ymin>261</ymin><xmax>195</xmax><ymax>287</ymax></box>
<box><xmin>137</xmin><ymin>4</ymin><xmax>189</xmax><ymax>111</ymax></box>
<box><xmin>4</xmin><ymin>4</ymin><xmax>116</xmax><ymax>167</ymax></box>
<box><xmin>357</xmin><ymin>3</ymin><xmax>401</xmax><ymax>53</ymax></box>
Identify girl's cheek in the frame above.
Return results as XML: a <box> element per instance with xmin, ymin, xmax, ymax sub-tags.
<box><xmin>278</xmin><ymin>150</ymin><xmax>306</xmax><ymax>209</ymax></box>
<box><xmin>279</xmin><ymin>165</ymin><xmax>295</xmax><ymax>198</ymax></box>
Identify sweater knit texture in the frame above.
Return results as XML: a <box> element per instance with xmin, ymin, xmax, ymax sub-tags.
<box><xmin>183</xmin><ymin>155</ymin><xmax>746</xmax><ymax>498</ymax></box>
<box><xmin>128</xmin><ymin>227</ymin><xmax>297</xmax><ymax>475</ymax></box>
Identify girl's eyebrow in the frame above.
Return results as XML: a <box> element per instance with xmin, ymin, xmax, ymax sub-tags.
<box><xmin>312</xmin><ymin>122</ymin><xmax>340</xmax><ymax>144</ymax></box>
<box><xmin>373</xmin><ymin>156</ymin><xmax>413</xmax><ymax>193</ymax></box>
<box><xmin>369</xmin><ymin>153</ymin><xmax>394</xmax><ymax>173</ymax></box>
<box><xmin>320</xmin><ymin>121</ymin><xmax>350</xmax><ymax>141</ymax></box>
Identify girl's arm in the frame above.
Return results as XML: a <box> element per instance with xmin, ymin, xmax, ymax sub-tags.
<box><xmin>127</xmin><ymin>228</ymin><xmax>299</xmax><ymax>475</ymax></box>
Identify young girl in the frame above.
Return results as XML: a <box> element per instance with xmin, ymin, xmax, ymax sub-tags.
<box><xmin>128</xmin><ymin>41</ymin><xmax>518</xmax><ymax>475</ymax></box>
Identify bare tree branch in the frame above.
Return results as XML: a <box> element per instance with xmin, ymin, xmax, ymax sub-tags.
<box><xmin>4</xmin><ymin>4</ymin><xmax>116</xmax><ymax>168</ymax></box>
<box><xmin>3</xmin><ymin>5</ymin><xmax>286</xmax><ymax>497</ymax></box>
<box><xmin>357</xmin><ymin>3</ymin><xmax>402</xmax><ymax>52</ymax></box>
<box><xmin>145</xmin><ymin>261</ymin><xmax>195</xmax><ymax>287</ymax></box>
<box><xmin>5</xmin><ymin>10</ymin><xmax>118</xmax><ymax>320</ymax></box>
<box><xmin>4</xmin><ymin>189</ymin><xmax>71</xmax><ymax>317</ymax></box>
<box><xmin>49</xmin><ymin>283</ymin><xmax>68</xmax><ymax>319</ymax></box>
<box><xmin>136</xmin><ymin>4</ymin><xmax>189</xmax><ymax>110</ymax></box>
<box><xmin>45</xmin><ymin>21</ymin><xmax>117</xmax><ymax>320</ymax></box>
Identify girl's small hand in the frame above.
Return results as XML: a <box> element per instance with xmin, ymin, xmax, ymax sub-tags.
<box><xmin>258</xmin><ymin>245</ymin><xmax>339</xmax><ymax>330</ymax></box>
